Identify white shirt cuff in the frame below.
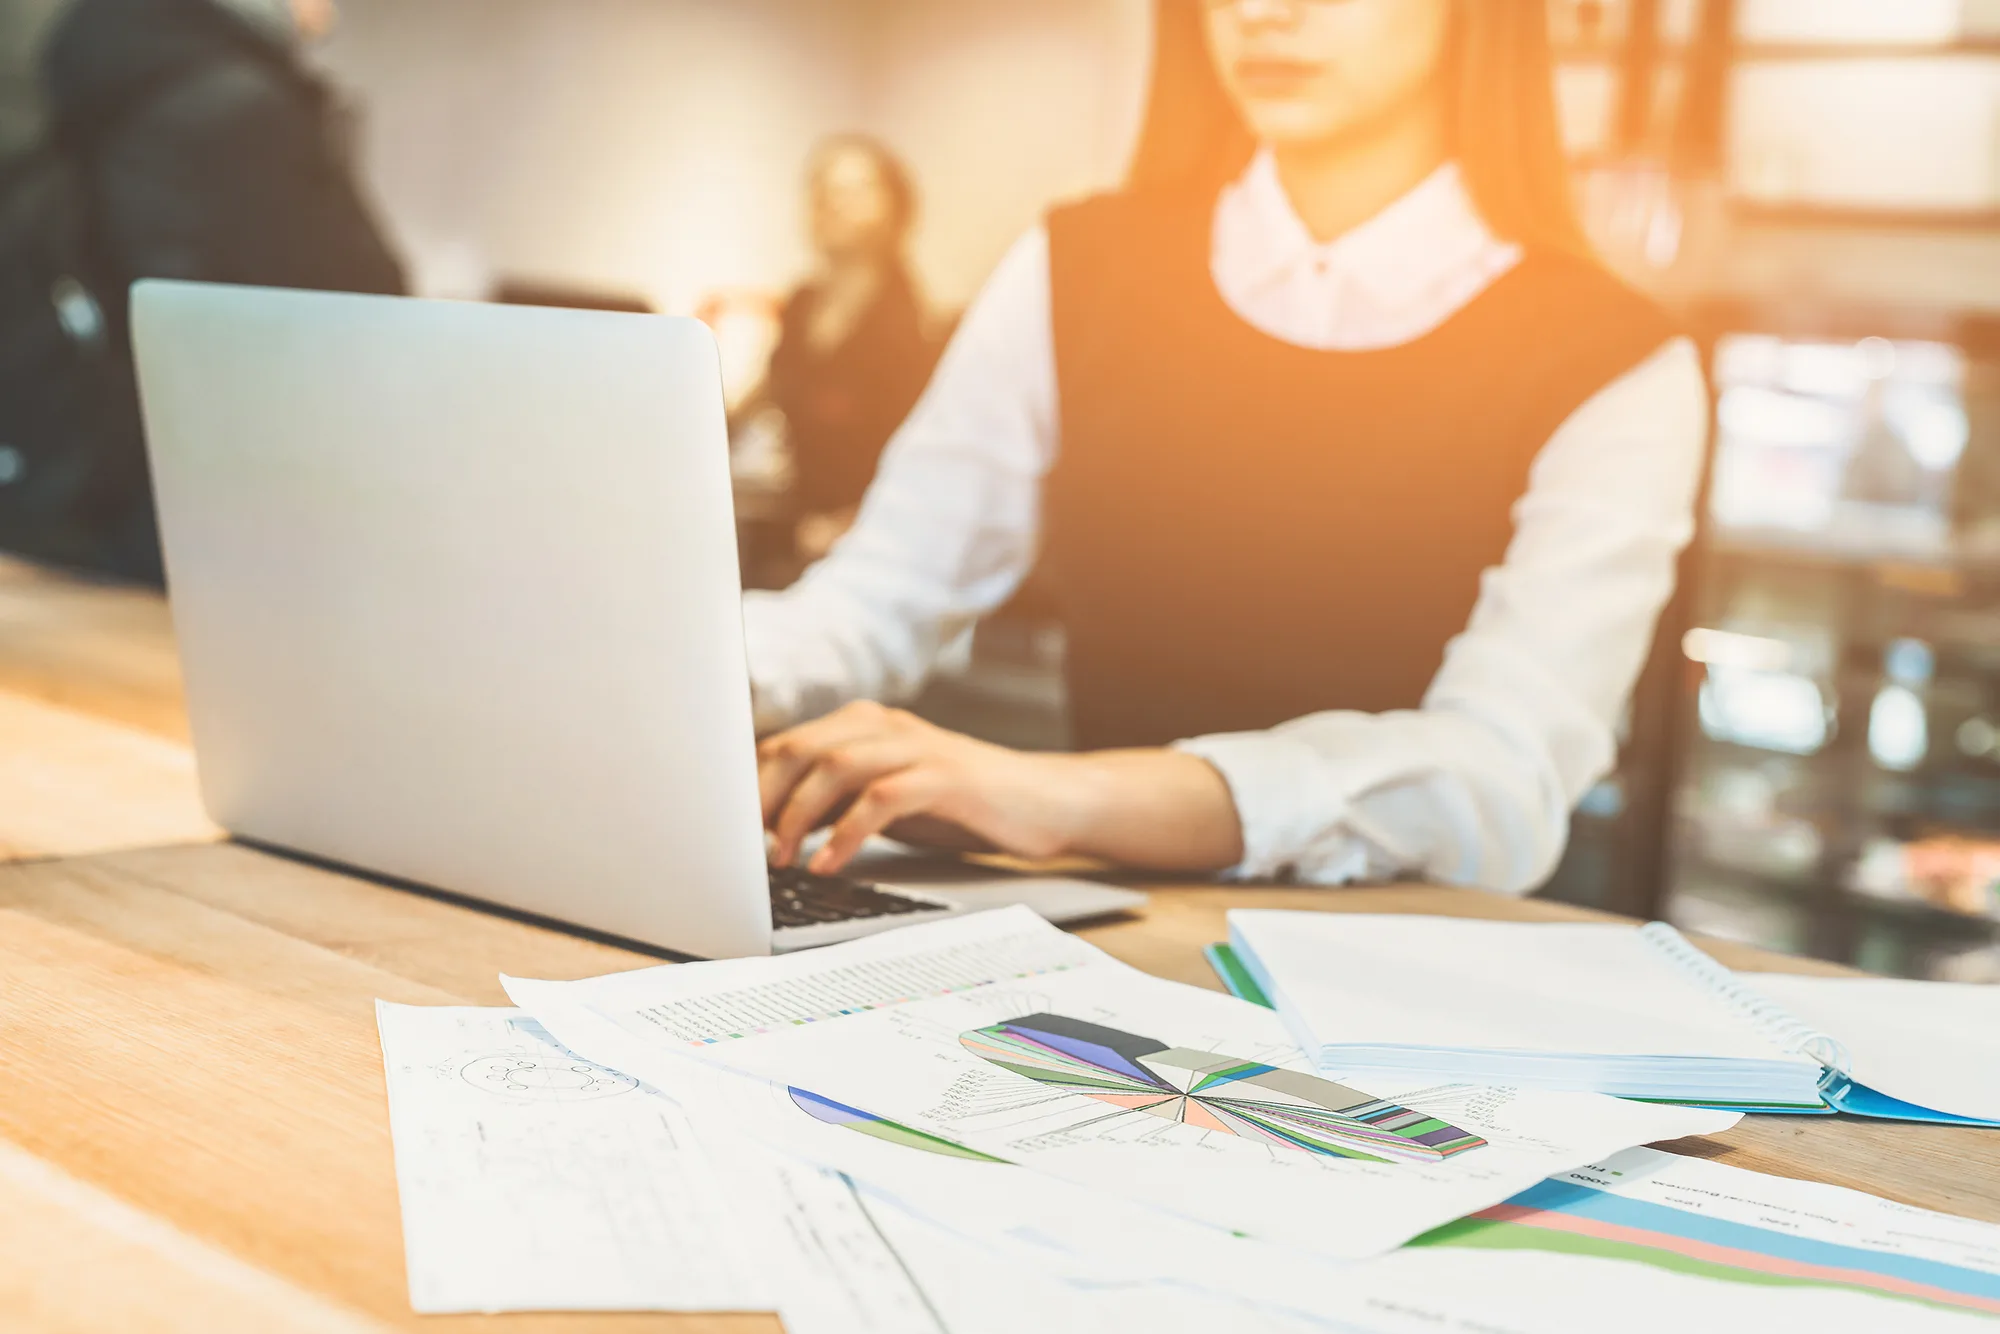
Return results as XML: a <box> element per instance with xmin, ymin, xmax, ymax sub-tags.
<box><xmin>1173</xmin><ymin>730</ymin><xmax>1378</xmax><ymax>884</ymax></box>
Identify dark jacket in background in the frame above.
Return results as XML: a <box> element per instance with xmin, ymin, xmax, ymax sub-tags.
<box><xmin>45</xmin><ymin>0</ymin><xmax>404</xmax><ymax>302</ymax></box>
<box><xmin>767</xmin><ymin>267</ymin><xmax>938</xmax><ymax>517</ymax></box>
<box><xmin>16</xmin><ymin>0</ymin><xmax>403</xmax><ymax>583</ymax></box>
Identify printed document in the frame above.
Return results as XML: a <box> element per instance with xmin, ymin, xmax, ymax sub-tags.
<box><xmin>380</xmin><ymin>1002</ymin><xmax>1366</xmax><ymax>1331</ymax></box>
<box><xmin>635</xmin><ymin>1048</ymin><xmax>2000</xmax><ymax>1331</ymax></box>
<box><xmin>843</xmin><ymin>1141</ymin><xmax>2000</xmax><ymax>1332</ymax></box>
<box><xmin>1340</xmin><ymin>1145</ymin><xmax>2000</xmax><ymax>1332</ymax></box>
<box><xmin>469</xmin><ymin>989</ymin><xmax>2000</xmax><ymax>1331</ymax></box>
<box><xmin>509</xmin><ymin>977</ymin><xmax>1375</xmax><ymax>1319</ymax></box>
<box><xmin>375</xmin><ymin>1002</ymin><xmax>939</xmax><ymax>1328</ymax></box>
<box><xmin>503</xmin><ymin>908</ymin><xmax>1735</xmax><ymax>1261</ymax></box>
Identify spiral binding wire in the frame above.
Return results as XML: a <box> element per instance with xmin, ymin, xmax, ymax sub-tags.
<box><xmin>1638</xmin><ymin>921</ymin><xmax>1853</xmax><ymax>1078</ymax></box>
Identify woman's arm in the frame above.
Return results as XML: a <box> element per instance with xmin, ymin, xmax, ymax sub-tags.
<box><xmin>1175</xmin><ymin>336</ymin><xmax>1711</xmax><ymax>892</ymax></box>
<box><xmin>758</xmin><ymin>702</ymin><xmax>1244</xmax><ymax>873</ymax></box>
<box><xmin>742</xmin><ymin>229</ymin><xmax>1059</xmax><ymax>732</ymax></box>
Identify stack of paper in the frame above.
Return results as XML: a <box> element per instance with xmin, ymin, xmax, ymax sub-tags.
<box><xmin>1227</xmin><ymin>911</ymin><xmax>1831</xmax><ymax>1108</ymax></box>
<box><xmin>374</xmin><ymin>999</ymin><xmax>2000</xmax><ymax>1331</ymax></box>
<box><xmin>499</xmin><ymin>906</ymin><xmax>1736</xmax><ymax>1260</ymax></box>
<box><xmin>370</xmin><ymin>908</ymin><xmax>2000</xmax><ymax>1331</ymax></box>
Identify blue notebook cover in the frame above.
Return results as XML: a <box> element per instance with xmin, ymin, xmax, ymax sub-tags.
<box><xmin>1825</xmin><ymin>1077</ymin><xmax>2000</xmax><ymax>1128</ymax></box>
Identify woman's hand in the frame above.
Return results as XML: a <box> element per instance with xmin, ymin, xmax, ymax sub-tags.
<box><xmin>758</xmin><ymin>701</ymin><xmax>1247</xmax><ymax>876</ymax></box>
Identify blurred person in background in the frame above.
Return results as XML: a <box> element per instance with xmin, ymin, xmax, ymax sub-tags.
<box><xmin>734</xmin><ymin>136</ymin><xmax>939</xmax><ymax>567</ymax></box>
<box><xmin>750</xmin><ymin>0</ymin><xmax>1709</xmax><ymax>896</ymax></box>
<box><xmin>4</xmin><ymin>0</ymin><xmax>401</xmax><ymax>582</ymax></box>
<box><xmin>45</xmin><ymin>0</ymin><xmax>402</xmax><ymax>300</ymax></box>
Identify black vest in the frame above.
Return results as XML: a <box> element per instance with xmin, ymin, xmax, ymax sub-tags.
<box><xmin>1043</xmin><ymin>189</ymin><xmax>1676</xmax><ymax>751</ymax></box>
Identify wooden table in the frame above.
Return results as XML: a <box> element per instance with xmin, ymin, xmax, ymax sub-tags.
<box><xmin>0</xmin><ymin>556</ymin><xmax>189</xmax><ymax>741</ymax></box>
<box><xmin>0</xmin><ymin>689</ymin><xmax>219</xmax><ymax>862</ymax></box>
<box><xmin>0</xmin><ymin>552</ymin><xmax>219</xmax><ymax>868</ymax></box>
<box><xmin>0</xmin><ymin>556</ymin><xmax>217</xmax><ymax>864</ymax></box>
<box><xmin>5</xmin><ymin>559</ymin><xmax>2000</xmax><ymax>1332</ymax></box>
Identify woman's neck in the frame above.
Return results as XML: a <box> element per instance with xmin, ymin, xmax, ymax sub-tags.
<box><xmin>1269</xmin><ymin>90</ymin><xmax>1450</xmax><ymax>244</ymax></box>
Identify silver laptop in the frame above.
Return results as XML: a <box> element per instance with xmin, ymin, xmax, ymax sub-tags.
<box><xmin>131</xmin><ymin>281</ymin><xmax>1141</xmax><ymax>957</ymax></box>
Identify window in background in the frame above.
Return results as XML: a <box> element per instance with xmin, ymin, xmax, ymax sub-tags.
<box><xmin>1668</xmin><ymin>325</ymin><xmax>2000</xmax><ymax>979</ymax></box>
<box><xmin>1736</xmin><ymin>0</ymin><xmax>1985</xmax><ymax>46</ymax></box>
<box><xmin>1522</xmin><ymin>1</ymin><xmax>2000</xmax><ymax>977</ymax></box>
<box><xmin>1710</xmin><ymin>335</ymin><xmax>1968</xmax><ymax>558</ymax></box>
<box><xmin>1724</xmin><ymin>0</ymin><xmax>2000</xmax><ymax>217</ymax></box>
<box><xmin>1730</xmin><ymin>59</ymin><xmax>2000</xmax><ymax>214</ymax></box>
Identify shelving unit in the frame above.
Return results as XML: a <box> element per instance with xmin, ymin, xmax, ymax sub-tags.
<box><xmin>1672</xmin><ymin>512</ymin><xmax>2000</xmax><ymax>975</ymax></box>
<box><xmin>1533</xmin><ymin>2</ymin><xmax>2000</xmax><ymax>979</ymax></box>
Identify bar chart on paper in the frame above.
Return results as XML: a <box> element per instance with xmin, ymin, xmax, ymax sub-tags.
<box><xmin>960</xmin><ymin>1014</ymin><xmax>1487</xmax><ymax>1164</ymax></box>
<box><xmin>1412</xmin><ymin>1151</ymin><xmax>2000</xmax><ymax>1318</ymax></box>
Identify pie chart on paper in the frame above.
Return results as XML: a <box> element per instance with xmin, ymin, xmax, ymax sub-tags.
<box><xmin>961</xmin><ymin>1013</ymin><xmax>1487</xmax><ymax>1164</ymax></box>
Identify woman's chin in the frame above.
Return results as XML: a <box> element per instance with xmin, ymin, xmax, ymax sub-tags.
<box><xmin>1236</xmin><ymin>103</ymin><xmax>1363</xmax><ymax>153</ymax></box>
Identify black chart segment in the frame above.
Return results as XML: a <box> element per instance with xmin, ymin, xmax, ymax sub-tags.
<box><xmin>960</xmin><ymin>1013</ymin><xmax>1486</xmax><ymax>1163</ymax></box>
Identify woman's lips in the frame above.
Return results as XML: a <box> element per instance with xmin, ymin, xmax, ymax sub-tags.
<box><xmin>1232</xmin><ymin>57</ymin><xmax>1323</xmax><ymax>97</ymax></box>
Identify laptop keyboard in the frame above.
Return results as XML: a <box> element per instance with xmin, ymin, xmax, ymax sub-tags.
<box><xmin>767</xmin><ymin>865</ymin><xmax>943</xmax><ymax>929</ymax></box>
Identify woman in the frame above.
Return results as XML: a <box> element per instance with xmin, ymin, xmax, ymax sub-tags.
<box><xmin>748</xmin><ymin>0</ymin><xmax>1708</xmax><ymax>893</ymax></box>
<box><xmin>747</xmin><ymin>136</ymin><xmax>938</xmax><ymax>564</ymax></box>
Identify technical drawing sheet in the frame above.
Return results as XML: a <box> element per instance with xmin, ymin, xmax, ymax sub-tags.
<box><xmin>375</xmin><ymin>1002</ymin><xmax>766</xmax><ymax>1313</ymax></box>
<box><xmin>374</xmin><ymin>1001</ymin><xmax>937</xmax><ymax>1328</ymax></box>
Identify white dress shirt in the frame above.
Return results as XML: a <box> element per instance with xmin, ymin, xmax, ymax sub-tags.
<box><xmin>742</xmin><ymin>153</ymin><xmax>1709</xmax><ymax>895</ymax></box>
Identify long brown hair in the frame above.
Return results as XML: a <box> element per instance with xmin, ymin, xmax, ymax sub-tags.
<box><xmin>1127</xmin><ymin>0</ymin><xmax>1587</xmax><ymax>255</ymax></box>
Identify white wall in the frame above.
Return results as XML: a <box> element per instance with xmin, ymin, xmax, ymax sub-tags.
<box><xmin>319</xmin><ymin>0</ymin><xmax>865</xmax><ymax>312</ymax></box>
<box><xmin>317</xmin><ymin>0</ymin><xmax>1152</xmax><ymax>315</ymax></box>
<box><xmin>858</xmin><ymin>0</ymin><xmax>1152</xmax><ymax>309</ymax></box>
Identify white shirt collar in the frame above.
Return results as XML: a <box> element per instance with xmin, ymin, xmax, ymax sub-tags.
<box><xmin>1212</xmin><ymin>149</ymin><xmax>1522</xmax><ymax>352</ymax></box>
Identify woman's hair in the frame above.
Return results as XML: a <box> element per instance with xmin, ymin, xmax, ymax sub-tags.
<box><xmin>1126</xmin><ymin>0</ymin><xmax>1587</xmax><ymax>255</ymax></box>
<box><xmin>810</xmin><ymin>133</ymin><xmax>919</xmax><ymax>249</ymax></box>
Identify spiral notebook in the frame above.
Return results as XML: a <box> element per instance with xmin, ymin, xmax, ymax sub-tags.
<box><xmin>1219</xmin><ymin>913</ymin><xmax>1854</xmax><ymax>1114</ymax></box>
<box><xmin>1742</xmin><ymin>972</ymin><xmax>2000</xmax><ymax>1126</ymax></box>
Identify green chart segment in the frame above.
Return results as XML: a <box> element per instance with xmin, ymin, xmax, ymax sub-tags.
<box><xmin>789</xmin><ymin>1087</ymin><xmax>1005</xmax><ymax>1163</ymax></box>
<box><xmin>960</xmin><ymin>1013</ymin><xmax>1486</xmax><ymax>1164</ymax></box>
